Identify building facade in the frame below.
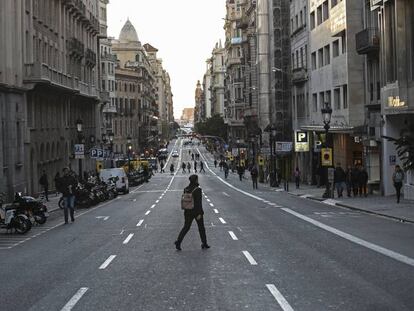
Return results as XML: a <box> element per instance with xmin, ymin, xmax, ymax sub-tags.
<box><xmin>0</xmin><ymin>0</ymin><xmax>101</xmax><ymax>199</ymax></box>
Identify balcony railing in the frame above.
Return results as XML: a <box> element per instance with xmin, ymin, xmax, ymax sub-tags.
<box><xmin>24</xmin><ymin>63</ymin><xmax>75</xmax><ymax>90</ymax></box>
<box><xmin>356</xmin><ymin>27</ymin><xmax>380</xmax><ymax>55</ymax></box>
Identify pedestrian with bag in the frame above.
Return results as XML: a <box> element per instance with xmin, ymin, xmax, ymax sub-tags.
<box><xmin>175</xmin><ymin>175</ymin><xmax>209</xmax><ymax>251</ymax></box>
<box><xmin>61</xmin><ymin>167</ymin><xmax>77</xmax><ymax>224</ymax></box>
<box><xmin>392</xmin><ymin>165</ymin><xmax>404</xmax><ymax>204</ymax></box>
<box><xmin>250</xmin><ymin>166</ymin><xmax>258</xmax><ymax>189</ymax></box>
<box><xmin>39</xmin><ymin>170</ymin><xmax>49</xmax><ymax>201</ymax></box>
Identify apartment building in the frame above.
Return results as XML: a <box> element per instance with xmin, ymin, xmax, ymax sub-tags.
<box><xmin>0</xmin><ymin>0</ymin><xmax>101</xmax><ymax>198</ymax></box>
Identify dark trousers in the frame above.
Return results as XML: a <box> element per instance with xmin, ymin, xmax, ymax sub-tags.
<box><xmin>177</xmin><ymin>212</ymin><xmax>207</xmax><ymax>245</ymax></box>
<box><xmin>295</xmin><ymin>177</ymin><xmax>300</xmax><ymax>189</ymax></box>
<box><xmin>394</xmin><ymin>182</ymin><xmax>403</xmax><ymax>203</ymax></box>
<box><xmin>63</xmin><ymin>195</ymin><xmax>75</xmax><ymax>223</ymax></box>
<box><xmin>359</xmin><ymin>183</ymin><xmax>367</xmax><ymax>197</ymax></box>
<box><xmin>252</xmin><ymin>178</ymin><xmax>258</xmax><ymax>189</ymax></box>
<box><xmin>239</xmin><ymin>174</ymin><xmax>243</xmax><ymax>181</ymax></box>
<box><xmin>43</xmin><ymin>185</ymin><xmax>49</xmax><ymax>201</ymax></box>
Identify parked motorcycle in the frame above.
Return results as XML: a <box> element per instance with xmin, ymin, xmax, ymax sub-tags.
<box><xmin>14</xmin><ymin>193</ymin><xmax>49</xmax><ymax>225</ymax></box>
<box><xmin>0</xmin><ymin>193</ymin><xmax>31</xmax><ymax>234</ymax></box>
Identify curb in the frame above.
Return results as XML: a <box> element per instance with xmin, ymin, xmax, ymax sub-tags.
<box><xmin>287</xmin><ymin>192</ymin><xmax>414</xmax><ymax>224</ymax></box>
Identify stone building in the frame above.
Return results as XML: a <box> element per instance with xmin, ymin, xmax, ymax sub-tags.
<box><xmin>0</xmin><ymin>0</ymin><xmax>101</xmax><ymax>199</ymax></box>
<box><xmin>202</xmin><ymin>60</ymin><xmax>212</xmax><ymax>119</ymax></box>
<box><xmin>210</xmin><ymin>42</ymin><xmax>226</xmax><ymax>117</ymax></box>
<box><xmin>112</xmin><ymin>19</ymin><xmax>158</xmax><ymax>153</ymax></box>
<box><xmin>194</xmin><ymin>81</ymin><xmax>204</xmax><ymax>123</ymax></box>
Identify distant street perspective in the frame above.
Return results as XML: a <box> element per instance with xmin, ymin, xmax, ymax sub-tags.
<box><xmin>0</xmin><ymin>0</ymin><xmax>413</xmax><ymax>310</ymax></box>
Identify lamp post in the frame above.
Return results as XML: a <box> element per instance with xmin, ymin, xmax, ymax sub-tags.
<box><xmin>250</xmin><ymin>134</ymin><xmax>256</xmax><ymax>166</ymax></box>
<box><xmin>76</xmin><ymin>119</ymin><xmax>83</xmax><ymax>181</ymax></box>
<box><xmin>271</xmin><ymin>125</ymin><xmax>277</xmax><ymax>187</ymax></box>
<box><xmin>127</xmin><ymin>135</ymin><xmax>132</xmax><ymax>173</ymax></box>
<box><xmin>321</xmin><ymin>102</ymin><xmax>333</xmax><ymax>198</ymax></box>
<box><xmin>108</xmin><ymin>131</ymin><xmax>114</xmax><ymax>168</ymax></box>
<box><xmin>236</xmin><ymin>138</ymin><xmax>241</xmax><ymax>166</ymax></box>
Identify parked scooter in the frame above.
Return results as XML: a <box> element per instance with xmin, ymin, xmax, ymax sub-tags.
<box><xmin>14</xmin><ymin>192</ymin><xmax>49</xmax><ymax>225</ymax></box>
<box><xmin>0</xmin><ymin>193</ymin><xmax>31</xmax><ymax>234</ymax></box>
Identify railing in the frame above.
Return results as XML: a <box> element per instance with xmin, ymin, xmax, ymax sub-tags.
<box><xmin>24</xmin><ymin>63</ymin><xmax>75</xmax><ymax>90</ymax></box>
<box><xmin>356</xmin><ymin>27</ymin><xmax>380</xmax><ymax>55</ymax></box>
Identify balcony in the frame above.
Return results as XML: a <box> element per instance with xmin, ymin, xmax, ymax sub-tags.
<box><xmin>103</xmin><ymin>102</ymin><xmax>117</xmax><ymax>114</ymax></box>
<box><xmin>100</xmin><ymin>91</ymin><xmax>110</xmax><ymax>103</ymax></box>
<box><xmin>79</xmin><ymin>81</ymin><xmax>98</xmax><ymax>98</ymax></box>
<box><xmin>227</xmin><ymin>56</ymin><xmax>242</xmax><ymax>67</ymax></box>
<box><xmin>68</xmin><ymin>37</ymin><xmax>84</xmax><ymax>59</ymax></box>
<box><xmin>356</xmin><ymin>27</ymin><xmax>380</xmax><ymax>55</ymax></box>
<box><xmin>24</xmin><ymin>63</ymin><xmax>76</xmax><ymax>91</ymax></box>
<box><xmin>292</xmin><ymin>67</ymin><xmax>308</xmax><ymax>84</ymax></box>
<box><xmin>85</xmin><ymin>48</ymin><xmax>97</xmax><ymax>67</ymax></box>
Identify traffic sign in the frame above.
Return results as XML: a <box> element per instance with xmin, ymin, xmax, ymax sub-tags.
<box><xmin>321</xmin><ymin>148</ymin><xmax>333</xmax><ymax>166</ymax></box>
<box><xmin>258</xmin><ymin>156</ymin><xmax>264</xmax><ymax>166</ymax></box>
<box><xmin>74</xmin><ymin>144</ymin><xmax>85</xmax><ymax>159</ymax></box>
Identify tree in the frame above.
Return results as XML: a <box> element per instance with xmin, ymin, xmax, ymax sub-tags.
<box><xmin>195</xmin><ymin>115</ymin><xmax>227</xmax><ymax>140</ymax></box>
<box><xmin>383</xmin><ymin>121</ymin><xmax>414</xmax><ymax>171</ymax></box>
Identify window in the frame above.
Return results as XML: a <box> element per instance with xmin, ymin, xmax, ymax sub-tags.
<box><xmin>101</xmin><ymin>80</ymin><xmax>105</xmax><ymax>91</ymax></box>
<box><xmin>311</xmin><ymin>52</ymin><xmax>317</xmax><ymax>70</ymax></box>
<box><xmin>343</xmin><ymin>85</ymin><xmax>348</xmax><ymax>109</ymax></box>
<box><xmin>334</xmin><ymin>88</ymin><xmax>341</xmax><ymax>109</ymax></box>
<box><xmin>331</xmin><ymin>0</ymin><xmax>338</xmax><ymax>8</ymax></box>
<box><xmin>324</xmin><ymin>45</ymin><xmax>330</xmax><ymax>65</ymax></box>
<box><xmin>319</xmin><ymin>92</ymin><xmax>325</xmax><ymax>110</ymax></box>
<box><xmin>300</xmin><ymin>11</ymin><xmax>303</xmax><ymax>26</ymax></box>
<box><xmin>325</xmin><ymin>91</ymin><xmax>331</xmax><ymax>108</ymax></box>
<box><xmin>341</xmin><ymin>33</ymin><xmax>347</xmax><ymax>54</ymax></box>
<box><xmin>312</xmin><ymin>93</ymin><xmax>318</xmax><ymax>112</ymax></box>
<box><xmin>318</xmin><ymin>48</ymin><xmax>324</xmax><ymax>68</ymax></box>
<box><xmin>300</xmin><ymin>47</ymin><xmax>304</xmax><ymax>67</ymax></box>
<box><xmin>323</xmin><ymin>1</ymin><xmax>329</xmax><ymax>21</ymax></box>
<box><xmin>333</xmin><ymin>40</ymin><xmax>339</xmax><ymax>57</ymax></box>
<box><xmin>310</xmin><ymin>11</ymin><xmax>315</xmax><ymax>29</ymax></box>
<box><xmin>296</xmin><ymin>50</ymin><xmax>299</xmax><ymax>69</ymax></box>
<box><xmin>317</xmin><ymin>5</ymin><xmax>323</xmax><ymax>25</ymax></box>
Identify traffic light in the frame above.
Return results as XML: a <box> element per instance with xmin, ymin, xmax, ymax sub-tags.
<box><xmin>321</xmin><ymin>148</ymin><xmax>332</xmax><ymax>167</ymax></box>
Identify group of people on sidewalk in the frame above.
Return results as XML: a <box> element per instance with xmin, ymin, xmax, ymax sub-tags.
<box><xmin>333</xmin><ymin>163</ymin><xmax>369</xmax><ymax>198</ymax></box>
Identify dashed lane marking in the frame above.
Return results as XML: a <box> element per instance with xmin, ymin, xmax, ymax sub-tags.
<box><xmin>266</xmin><ymin>284</ymin><xmax>294</xmax><ymax>311</ymax></box>
<box><xmin>137</xmin><ymin>219</ymin><xmax>144</xmax><ymax>227</ymax></box>
<box><xmin>61</xmin><ymin>287</ymin><xmax>89</xmax><ymax>311</ymax></box>
<box><xmin>219</xmin><ymin>217</ymin><xmax>227</xmax><ymax>224</ymax></box>
<box><xmin>99</xmin><ymin>255</ymin><xmax>116</xmax><ymax>270</ymax></box>
<box><xmin>145</xmin><ymin>210</ymin><xmax>151</xmax><ymax>215</ymax></box>
<box><xmin>150</xmin><ymin>204</ymin><xmax>156</xmax><ymax>209</ymax></box>
<box><xmin>123</xmin><ymin>233</ymin><xmax>134</xmax><ymax>245</ymax></box>
<box><xmin>213</xmin><ymin>209</ymin><xmax>219</xmax><ymax>214</ymax></box>
<box><xmin>242</xmin><ymin>250</ymin><xmax>258</xmax><ymax>265</ymax></box>
<box><xmin>228</xmin><ymin>231</ymin><xmax>238</xmax><ymax>240</ymax></box>
<box><xmin>209</xmin><ymin>203</ymin><xmax>214</xmax><ymax>207</ymax></box>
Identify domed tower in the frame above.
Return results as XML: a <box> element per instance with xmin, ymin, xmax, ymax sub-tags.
<box><xmin>119</xmin><ymin>18</ymin><xmax>140</xmax><ymax>44</ymax></box>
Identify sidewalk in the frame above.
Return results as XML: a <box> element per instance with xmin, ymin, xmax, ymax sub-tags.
<box><xmin>287</xmin><ymin>183</ymin><xmax>414</xmax><ymax>224</ymax></box>
<box><xmin>41</xmin><ymin>193</ymin><xmax>61</xmax><ymax>213</ymax></box>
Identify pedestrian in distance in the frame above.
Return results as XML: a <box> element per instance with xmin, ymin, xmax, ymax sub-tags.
<box><xmin>199</xmin><ymin>161</ymin><xmax>206</xmax><ymax>173</ymax></box>
<box><xmin>160</xmin><ymin>161</ymin><xmax>165</xmax><ymax>173</ymax></box>
<box><xmin>175</xmin><ymin>174</ymin><xmax>209</xmax><ymax>251</ymax></box>
<box><xmin>392</xmin><ymin>165</ymin><xmax>404</xmax><ymax>204</ymax></box>
<box><xmin>219</xmin><ymin>160</ymin><xmax>223</xmax><ymax>171</ymax></box>
<box><xmin>61</xmin><ymin>167</ymin><xmax>77</xmax><ymax>224</ymax></box>
<box><xmin>294</xmin><ymin>167</ymin><xmax>301</xmax><ymax>189</ymax></box>
<box><xmin>182</xmin><ymin>162</ymin><xmax>186</xmax><ymax>173</ymax></box>
<box><xmin>191</xmin><ymin>153</ymin><xmax>195</xmax><ymax>161</ymax></box>
<box><xmin>187</xmin><ymin>162</ymin><xmax>191</xmax><ymax>173</ymax></box>
<box><xmin>250</xmin><ymin>166</ymin><xmax>259</xmax><ymax>189</ymax></box>
<box><xmin>39</xmin><ymin>170</ymin><xmax>49</xmax><ymax>201</ymax></box>
<box><xmin>214</xmin><ymin>159</ymin><xmax>218</xmax><ymax>168</ymax></box>
<box><xmin>223</xmin><ymin>162</ymin><xmax>229</xmax><ymax>179</ymax></box>
<box><xmin>333</xmin><ymin>163</ymin><xmax>346</xmax><ymax>198</ymax></box>
<box><xmin>351</xmin><ymin>165</ymin><xmax>360</xmax><ymax>196</ymax></box>
<box><xmin>170</xmin><ymin>163</ymin><xmax>175</xmax><ymax>175</ymax></box>
<box><xmin>194</xmin><ymin>161</ymin><xmax>198</xmax><ymax>173</ymax></box>
<box><xmin>345</xmin><ymin>165</ymin><xmax>353</xmax><ymax>197</ymax></box>
<box><xmin>54</xmin><ymin>172</ymin><xmax>61</xmax><ymax>196</ymax></box>
<box><xmin>358</xmin><ymin>165</ymin><xmax>368</xmax><ymax>197</ymax></box>
<box><xmin>237</xmin><ymin>164</ymin><xmax>245</xmax><ymax>181</ymax></box>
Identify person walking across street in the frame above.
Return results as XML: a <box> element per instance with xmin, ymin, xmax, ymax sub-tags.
<box><xmin>351</xmin><ymin>165</ymin><xmax>360</xmax><ymax>196</ymax></box>
<box><xmin>294</xmin><ymin>167</ymin><xmax>301</xmax><ymax>189</ymax></box>
<box><xmin>358</xmin><ymin>165</ymin><xmax>369</xmax><ymax>197</ymax></box>
<box><xmin>182</xmin><ymin>162</ymin><xmax>186</xmax><ymax>173</ymax></box>
<box><xmin>223</xmin><ymin>162</ymin><xmax>229</xmax><ymax>179</ymax></box>
<box><xmin>333</xmin><ymin>163</ymin><xmax>346</xmax><ymax>198</ymax></box>
<box><xmin>61</xmin><ymin>167</ymin><xmax>77</xmax><ymax>224</ymax></box>
<box><xmin>237</xmin><ymin>164</ymin><xmax>245</xmax><ymax>181</ymax></box>
<box><xmin>170</xmin><ymin>163</ymin><xmax>175</xmax><ymax>175</ymax></box>
<box><xmin>160</xmin><ymin>161</ymin><xmax>165</xmax><ymax>173</ymax></box>
<box><xmin>214</xmin><ymin>159</ymin><xmax>217</xmax><ymax>168</ymax></box>
<box><xmin>175</xmin><ymin>175</ymin><xmax>209</xmax><ymax>251</ymax></box>
<box><xmin>392</xmin><ymin>165</ymin><xmax>404</xmax><ymax>204</ymax></box>
<box><xmin>199</xmin><ymin>161</ymin><xmax>206</xmax><ymax>173</ymax></box>
<box><xmin>194</xmin><ymin>161</ymin><xmax>198</xmax><ymax>173</ymax></box>
<box><xmin>250</xmin><ymin>166</ymin><xmax>258</xmax><ymax>189</ymax></box>
<box><xmin>191</xmin><ymin>153</ymin><xmax>195</xmax><ymax>161</ymax></box>
<box><xmin>187</xmin><ymin>162</ymin><xmax>191</xmax><ymax>173</ymax></box>
<box><xmin>39</xmin><ymin>170</ymin><xmax>49</xmax><ymax>201</ymax></box>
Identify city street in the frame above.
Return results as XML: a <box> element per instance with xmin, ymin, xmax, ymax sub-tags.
<box><xmin>0</xmin><ymin>138</ymin><xmax>413</xmax><ymax>311</ymax></box>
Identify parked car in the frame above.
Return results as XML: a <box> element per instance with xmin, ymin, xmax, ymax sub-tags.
<box><xmin>100</xmin><ymin>168</ymin><xmax>129</xmax><ymax>194</ymax></box>
<box><xmin>172</xmin><ymin>151</ymin><xmax>179</xmax><ymax>158</ymax></box>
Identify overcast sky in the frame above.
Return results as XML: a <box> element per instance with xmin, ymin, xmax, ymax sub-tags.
<box><xmin>107</xmin><ymin>0</ymin><xmax>226</xmax><ymax>119</ymax></box>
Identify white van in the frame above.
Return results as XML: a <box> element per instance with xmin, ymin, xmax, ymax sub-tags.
<box><xmin>100</xmin><ymin>168</ymin><xmax>129</xmax><ymax>194</ymax></box>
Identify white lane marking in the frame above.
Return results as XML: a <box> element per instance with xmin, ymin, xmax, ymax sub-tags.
<box><xmin>213</xmin><ymin>209</ymin><xmax>219</xmax><ymax>214</ymax></box>
<box><xmin>133</xmin><ymin>199</ymin><xmax>137</xmax><ymax>202</ymax></box>
<box><xmin>242</xmin><ymin>251</ymin><xmax>258</xmax><ymax>265</ymax></box>
<box><xmin>130</xmin><ymin>184</ymin><xmax>145</xmax><ymax>193</ymax></box>
<box><xmin>209</xmin><ymin>203</ymin><xmax>214</xmax><ymax>207</ymax></box>
<box><xmin>123</xmin><ymin>233</ymin><xmax>134</xmax><ymax>245</ymax></box>
<box><xmin>229</xmin><ymin>231</ymin><xmax>238</xmax><ymax>240</ymax></box>
<box><xmin>206</xmin><ymin>198</ymin><xmax>211</xmax><ymax>202</ymax></box>
<box><xmin>155</xmin><ymin>200</ymin><xmax>159</xmax><ymax>203</ymax></box>
<box><xmin>137</xmin><ymin>219</ymin><xmax>144</xmax><ymax>227</ymax></box>
<box><xmin>99</xmin><ymin>255</ymin><xmax>116</xmax><ymax>270</ymax></box>
<box><xmin>145</xmin><ymin>210</ymin><xmax>151</xmax><ymax>215</ymax></box>
<box><xmin>219</xmin><ymin>217</ymin><xmax>227</xmax><ymax>224</ymax></box>
<box><xmin>323</xmin><ymin>199</ymin><xmax>340</xmax><ymax>206</ymax></box>
<box><xmin>282</xmin><ymin>208</ymin><xmax>414</xmax><ymax>267</ymax></box>
<box><xmin>266</xmin><ymin>284</ymin><xmax>294</xmax><ymax>311</ymax></box>
<box><xmin>222</xmin><ymin>192</ymin><xmax>230</xmax><ymax>197</ymax></box>
<box><xmin>103</xmin><ymin>216</ymin><xmax>109</xmax><ymax>221</ymax></box>
<box><xmin>61</xmin><ymin>287</ymin><xmax>89</xmax><ymax>311</ymax></box>
<box><xmin>150</xmin><ymin>204</ymin><xmax>156</xmax><ymax>209</ymax></box>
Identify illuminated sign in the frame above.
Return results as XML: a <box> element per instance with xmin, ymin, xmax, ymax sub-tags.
<box><xmin>388</xmin><ymin>96</ymin><xmax>406</xmax><ymax>107</ymax></box>
<box><xmin>295</xmin><ymin>131</ymin><xmax>310</xmax><ymax>152</ymax></box>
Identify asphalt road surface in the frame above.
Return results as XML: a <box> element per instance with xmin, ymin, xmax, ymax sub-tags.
<box><xmin>0</xmin><ymin>138</ymin><xmax>413</xmax><ymax>311</ymax></box>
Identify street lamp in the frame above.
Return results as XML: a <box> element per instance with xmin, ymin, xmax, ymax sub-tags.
<box><xmin>76</xmin><ymin>119</ymin><xmax>83</xmax><ymax>181</ymax></box>
<box><xmin>127</xmin><ymin>135</ymin><xmax>132</xmax><ymax>172</ymax></box>
<box><xmin>108</xmin><ymin>131</ymin><xmax>114</xmax><ymax>168</ymax></box>
<box><xmin>265</xmin><ymin>124</ymin><xmax>278</xmax><ymax>187</ymax></box>
<box><xmin>250</xmin><ymin>134</ymin><xmax>256</xmax><ymax>165</ymax></box>
<box><xmin>236</xmin><ymin>138</ymin><xmax>241</xmax><ymax>166</ymax></box>
<box><xmin>321</xmin><ymin>102</ymin><xmax>332</xmax><ymax>198</ymax></box>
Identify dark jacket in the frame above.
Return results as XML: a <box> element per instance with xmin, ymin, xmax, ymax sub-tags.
<box><xmin>250</xmin><ymin>167</ymin><xmax>258</xmax><ymax>178</ymax></box>
<box><xmin>60</xmin><ymin>174</ymin><xmax>77</xmax><ymax>197</ymax></box>
<box><xmin>39</xmin><ymin>174</ymin><xmax>49</xmax><ymax>187</ymax></box>
<box><xmin>334</xmin><ymin>167</ymin><xmax>346</xmax><ymax>183</ymax></box>
<box><xmin>359</xmin><ymin>169</ymin><xmax>368</xmax><ymax>184</ymax></box>
<box><xmin>184</xmin><ymin>183</ymin><xmax>203</xmax><ymax>216</ymax></box>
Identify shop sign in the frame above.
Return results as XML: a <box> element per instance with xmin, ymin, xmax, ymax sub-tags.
<box><xmin>389</xmin><ymin>155</ymin><xmax>396</xmax><ymax>165</ymax></box>
<box><xmin>295</xmin><ymin>131</ymin><xmax>309</xmax><ymax>152</ymax></box>
<box><xmin>275</xmin><ymin>142</ymin><xmax>293</xmax><ymax>153</ymax></box>
<box><xmin>74</xmin><ymin>144</ymin><xmax>85</xmax><ymax>159</ymax></box>
<box><xmin>388</xmin><ymin>96</ymin><xmax>405</xmax><ymax>108</ymax></box>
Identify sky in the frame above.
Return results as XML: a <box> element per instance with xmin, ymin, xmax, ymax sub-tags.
<box><xmin>107</xmin><ymin>0</ymin><xmax>226</xmax><ymax>119</ymax></box>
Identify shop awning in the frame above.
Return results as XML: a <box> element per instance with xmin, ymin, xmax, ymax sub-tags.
<box><xmin>300</xmin><ymin>125</ymin><xmax>355</xmax><ymax>134</ymax></box>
